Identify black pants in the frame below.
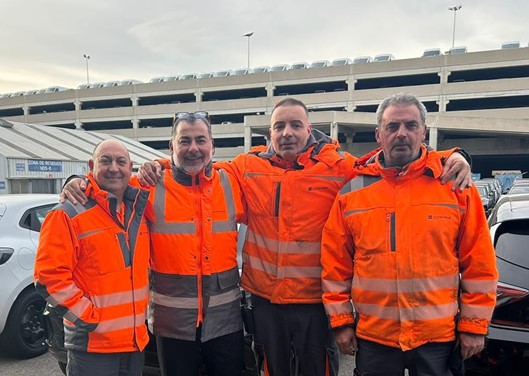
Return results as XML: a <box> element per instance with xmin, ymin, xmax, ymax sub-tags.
<box><xmin>355</xmin><ymin>338</ymin><xmax>462</xmax><ymax>376</ymax></box>
<box><xmin>156</xmin><ymin>329</ymin><xmax>244</xmax><ymax>376</ymax></box>
<box><xmin>252</xmin><ymin>295</ymin><xmax>339</xmax><ymax>376</ymax></box>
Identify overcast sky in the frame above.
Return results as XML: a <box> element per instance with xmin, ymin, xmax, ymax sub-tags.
<box><xmin>1</xmin><ymin>0</ymin><xmax>527</xmax><ymax>93</ymax></box>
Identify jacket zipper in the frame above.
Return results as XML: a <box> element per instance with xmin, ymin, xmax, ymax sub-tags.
<box><xmin>274</xmin><ymin>182</ymin><xmax>281</xmax><ymax>217</ymax></box>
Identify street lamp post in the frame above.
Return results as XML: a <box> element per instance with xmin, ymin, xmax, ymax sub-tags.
<box><xmin>448</xmin><ymin>5</ymin><xmax>462</xmax><ymax>49</ymax></box>
<box><xmin>243</xmin><ymin>32</ymin><xmax>254</xmax><ymax>71</ymax></box>
<box><xmin>83</xmin><ymin>54</ymin><xmax>90</xmax><ymax>85</ymax></box>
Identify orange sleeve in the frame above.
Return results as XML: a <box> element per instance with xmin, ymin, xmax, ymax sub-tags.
<box><xmin>321</xmin><ymin>195</ymin><xmax>356</xmax><ymax>329</ymax></box>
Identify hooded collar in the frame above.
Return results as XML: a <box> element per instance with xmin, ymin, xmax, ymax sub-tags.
<box><xmin>257</xmin><ymin>129</ymin><xmax>339</xmax><ymax>169</ymax></box>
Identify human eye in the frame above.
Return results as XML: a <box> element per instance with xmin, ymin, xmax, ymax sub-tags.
<box><xmin>273</xmin><ymin>122</ymin><xmax>285</xmax><ymax>131</ymax></box>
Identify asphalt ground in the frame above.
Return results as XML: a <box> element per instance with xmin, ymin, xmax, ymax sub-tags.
<box><xmin>0</xmin><ymin>347</ymin><xmax>355</xmax><ymax>376</ymax></box>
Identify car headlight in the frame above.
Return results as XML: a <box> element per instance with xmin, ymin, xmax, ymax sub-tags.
<box><xmin>0</xmin><ymin>247</ymin><xmax>14</xmax><ymax>265</ymax></box>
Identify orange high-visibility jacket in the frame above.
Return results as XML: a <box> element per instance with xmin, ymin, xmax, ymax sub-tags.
<box><xmin>34</xmin><ymin>174</ymin><xmax>151</xmax><ymax>353</ymax></box>
<box><xmin>321</xmin><ymin>145</ymin><xmax>498</xmax><ymax>351</ymax></box>
<box><xmin>145</xmin><ymin>165</ymin><xmax>246</xmax><ymax>342</ymax></box>
<box><xmin>216</xmin><ymin>130</ymin><xmax>359</xmax><ymax>304</ymax></box>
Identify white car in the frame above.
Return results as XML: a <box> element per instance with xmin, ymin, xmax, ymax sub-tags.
<box><xmin>0</xmin><ymin>194</ymin><xmax>58</xmax><ymax>358</ymax></box>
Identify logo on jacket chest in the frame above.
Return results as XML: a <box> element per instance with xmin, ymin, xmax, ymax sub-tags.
<box><xmin>307</xmin><ymin>186</ymin><xmax>329</xmax><ymax>192</ymax></box>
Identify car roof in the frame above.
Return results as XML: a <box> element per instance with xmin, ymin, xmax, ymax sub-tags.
<box><xmin>488</xmin><ymin>193</ymin><xmax>529</xmax><ymax>226</ymax></box>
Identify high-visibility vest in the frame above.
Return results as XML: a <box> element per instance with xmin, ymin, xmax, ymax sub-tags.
<box><xmin>147</xmin><ymin>167</ymin><xmax>245</xmax><ymax>341</ymax></box>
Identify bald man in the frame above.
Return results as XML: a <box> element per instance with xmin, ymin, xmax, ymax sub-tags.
<box><xmin>35</xmin><ymin>140</ymin><xmax>151</xmax><ymax>376</ymax></box>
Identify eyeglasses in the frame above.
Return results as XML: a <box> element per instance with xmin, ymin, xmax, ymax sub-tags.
<box><xmin>173</xmin><ymin>111</ymin><xmax>209</xmax><ymax>124</ymax></box>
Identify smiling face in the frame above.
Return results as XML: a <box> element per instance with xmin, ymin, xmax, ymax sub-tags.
<box><xmin>375</xmin><ymin>103</ymin><xmax>427</xmax><ymax>167</ymax></box>
<box><xmin>269</xmin><ymin>104</ymin><xmax>312</xmax><ymax>160</ymax></box>
<box><xmin>170</xmin><ymin>119</ymin><xmax>214</xmax><ymax>175</ymax></box>
<box><xmin>89</xmin><ymin>140</ymin><xmax>132</xmax><ymax>199</ymax></box>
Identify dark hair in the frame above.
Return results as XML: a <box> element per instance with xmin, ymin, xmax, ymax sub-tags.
<box><xmin>271</xmin><ymin>97</ymin><xmax>309</xmax><ymax>117</ymax></box>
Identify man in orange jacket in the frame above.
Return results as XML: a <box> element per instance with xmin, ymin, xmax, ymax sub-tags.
<box><xmin>61</xmin><ymin>113</ymin><xmax>246</xmax><ymax>376</ymax></box>
<box><xmin>137</xmin><ymin>98</ymin><xmax>472</xmax><ymax>376</ymax></box>
<box><xmin>35</xmin><ymin>140</ymin><xmax>151</xmax><ymax>376</ymax></box>
<box><xmin>321</xmin><ymin>92</ymin><xmax>498</xmax><ymax>376</ymax></box>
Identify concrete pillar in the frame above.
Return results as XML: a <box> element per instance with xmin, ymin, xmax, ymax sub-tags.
<box><xmin>428</xmin><ymin>126</ymin><xmax>439</xmax><ymax>150</ymax></box>
<box><xmin>244</xmin><ymin>122</ymin><xmax>252</xmax><ymax>152</ymax></box>
<box><xmin>343</xmin><ymin>132</ymin><xmax>355</xmax><ymax>153</ymax></box>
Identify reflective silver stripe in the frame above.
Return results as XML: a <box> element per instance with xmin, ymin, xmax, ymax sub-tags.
<box><xmin>460</xmin><ymin>304</ymin><xmax>495</xmax><ymax>319</ymax></box>
<box><xmin>461</xmin><ymin>279</ymin><xmax>498</xmax><ymax>294</ymax></box>
<box><xmin>77</xmin><ymin>228</ymin><xmax>104</xmax><ymax>239</ymax></box>
<box><xmin>213</xmin><ymin>221</ymin><xmax>237</xmax><ymax>233</ymax></box>
<box><xmin>151</xmin><ymin>221</ymin><xmax>196</xmax><ymax>234</ymax></box>
<box><xmin>322</xmin><ymin>279</ymin><xmax>353</xmax><ymax>294</ymax></box>
<box><xmin>324</xmin><ymin>300</ymin><xmax>354</xmax><ymax>316</ymax></box>
<box><xmin>344</xmin><ymin>209</ymin><xmax>369</xmax><ymax>217</ymax></box>
<box><xmin>209</xmin><ymin>288</ymin><xmax>241</xmax><ymax>307</ymax></box>
<box><xmin>352</xmin><ymin>274</ymin><xmax>459</xmax><ymax>293</ymax></box>
<box><xmin>246</xmin><ymin>228</ymin><xmax>321</xmax><ymax>255</ymax></box>
<box><xmin>47</xmin><ymin>282</ymin><xmax>83</xmax><ymax>305</ymax></box>
<box><xmin>93</xmin><ymin>312</ymin><xmax>146</xmax><ymax>334</ymax></box>
<box><xmin>151</xmin><ymin>291</ymin><xmax>198</xmax><ymax>309</ymax></box>
<box><xmin>218</xmin><ymin>170</ymin><xmax>235</xmax><ymax>221</ymax></box>
<box><xmin>244</xmin><ymin>254</ymin><xmax>277</xmax><ymax>277</ymax></box>
<box><xmin>67</xmin><ymin>298</ymin><xmax>93</xmax><ymax>320</ymax></box>
<box><xmin>278</xmin><ymin>265</ymin><xmax>322</xmax><ymax>278</ymax></box>
<box><xmin>355</xmin><ymin>301</ymin><xmax>458</xmax><ymax>322</ymax></box>
<box><xmin>151</xmin><ymin>170</ymin><xmax>236</xmax><ymax>235</ymax></box>
<box><xmin>92</xmin><ymin>286</ymin><xmax>149</xmax><ymax>307</ymax></box>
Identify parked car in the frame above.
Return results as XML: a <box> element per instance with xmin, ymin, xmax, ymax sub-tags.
<box><xmin>447</xmin><ymin>46</ymin><xmax>467</xmax><ymax>55</ymax></box>
<box><xmin>331</xmin><ymin>58</ymin><xmax>352</xmax><ymax>66</ymax></box>
<box><xmin>309</xmin><ymin>60</ymin><xmax>331</xmax><ymax>69</ymax></box>
<box><xmin>0</xmin><ymin>194</ymin><xmax>58</xmax><ymax>358</ymax></box>
<box><xmin>230</xmin><ymin>68</ymin><xmax>249</xmax><ymax>76</ymax></box>
<box><xmin>269</xmin><ymin>64</ymin><xmax>290</xmax><ymax>72</ymax></box>
<box><xmin>290</xmin><ymin>62</ymin><xmax>309</xmax><ymax>70</ymax></box>
<box><xmin>373</xmin><ymin>54</ymin><xmax>395</xmax><ymax>62</ymax></box>
<box><xmin>466</xmin><ymin>194</ymin><xmax>529</xmax><ymax>375</ymax></box>
<box><xmin>422</xmin><ymin>48</ymin><xmax>441</xmax><ymax>57</ymax></box>
<box><xmin>352</xmin><ymin>56</ymin><xmax>373</xmax><ymax>64</ymax></box>
<box><xmin>249</xmin><ymin>66</ymin><xmax>270</xmax><ymax>74</ymax></box>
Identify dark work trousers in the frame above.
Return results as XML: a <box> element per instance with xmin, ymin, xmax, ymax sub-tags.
<box><xmin>156</xmin><ymin>328</ymin><xmax>244</xmax><ymax>376</ymax></box>
<box><xmin>355</xmin><ymin>338</ymin><xmax>461</xmax><ymax>376</ymax></box>
<box><xmin>252</xmin><ymin>295</ymin><xmax>339</xmax><ymax>376</ymax></box>
<box><xmin>66</xmin><ymin>349</ymin><xmax>144</xmax><ymax>376</ymax></box>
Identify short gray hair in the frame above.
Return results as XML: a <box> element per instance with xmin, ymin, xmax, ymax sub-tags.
<box><xmin>376</xmin><ymin>92</ymin><xmax>427</xmax><ymax>126</ymax></box>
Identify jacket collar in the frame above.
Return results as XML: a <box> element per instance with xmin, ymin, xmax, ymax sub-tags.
<box><xmin>257</xmin><ymin>129</ymin><xmax>341</xmax><ymax>169</ymax></box>
<box><xmin>170</xmin><ymin>160</ymin><xmax>213</xmax><ymax>186</ymax></box>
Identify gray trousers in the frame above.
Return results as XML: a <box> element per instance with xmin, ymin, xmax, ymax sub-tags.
<box><xmin>66</xmin><ymin>349</ymin><xmax>144</xmax><ymax>376</ymax></box>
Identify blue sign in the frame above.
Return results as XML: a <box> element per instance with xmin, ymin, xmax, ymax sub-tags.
<box><xmin>0</xmin><ymin>181</ymin><xmax>5</xmax><ymax>189</ymax></box>
<box><xmin>16</xmin><ymin>163</ymin><xmax>25</xmax><ymax>172</ymax></box>
<box><xmin>28</xmin><ymin>160</ymin><xmax>63</xmax><ymax>172</ymax></box>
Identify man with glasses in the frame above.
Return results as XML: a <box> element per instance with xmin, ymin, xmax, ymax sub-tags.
<box><xmin>136</xmin><ymin>98</ymin><xmax>471</xmax><ymax>376</ymax></box>
<box><xmin>61</xmin><ymin>112</ymin><xmax>246</xmax><ymax>376</ymax></box>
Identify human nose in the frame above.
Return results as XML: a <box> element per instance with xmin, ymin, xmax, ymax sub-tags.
<box><xmin>188</xmin><ymin>140</ymin><xmax>199</xmax><ymax>152</ymax></box>
<box><xmin>109</xmin><ymin>161</ymin><xmax>119</xmax><ymax>171</ymax></box>
<box><xmin>281</xmin><ymin>124</ymin><xmax>293</xmax><ymax>137</ymax></box>
<box><xmin>395</xmin><ymin>124</ymin><xmax>407</xmax><ymax>138</ymax></box>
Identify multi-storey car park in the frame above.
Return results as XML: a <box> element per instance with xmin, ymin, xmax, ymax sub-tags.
<box><xmin>1</xmin><ymin>45</ymin><xmax>529</xmax><ymax>176</ymax></box>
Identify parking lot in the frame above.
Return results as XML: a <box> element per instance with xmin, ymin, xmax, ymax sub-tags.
<box><xmin>0</xmin><ymin>347</ymin><xmax>355</xmax><ymax>376</ymax></box>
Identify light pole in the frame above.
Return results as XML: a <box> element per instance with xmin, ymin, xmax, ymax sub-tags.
<box><xmin>448</xmin><ymin>5</ymin><xmax>462</xmax><ymax>49</ymax></box>
<box><xmin>83</xmin><ymin>54</ymin><xmax>90</xmax><ymax>85</ymax></box>
<box><xmin>243</xmin><ymin>32</ymin><xmax>254</xmax><ymax>71</ymax></box>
